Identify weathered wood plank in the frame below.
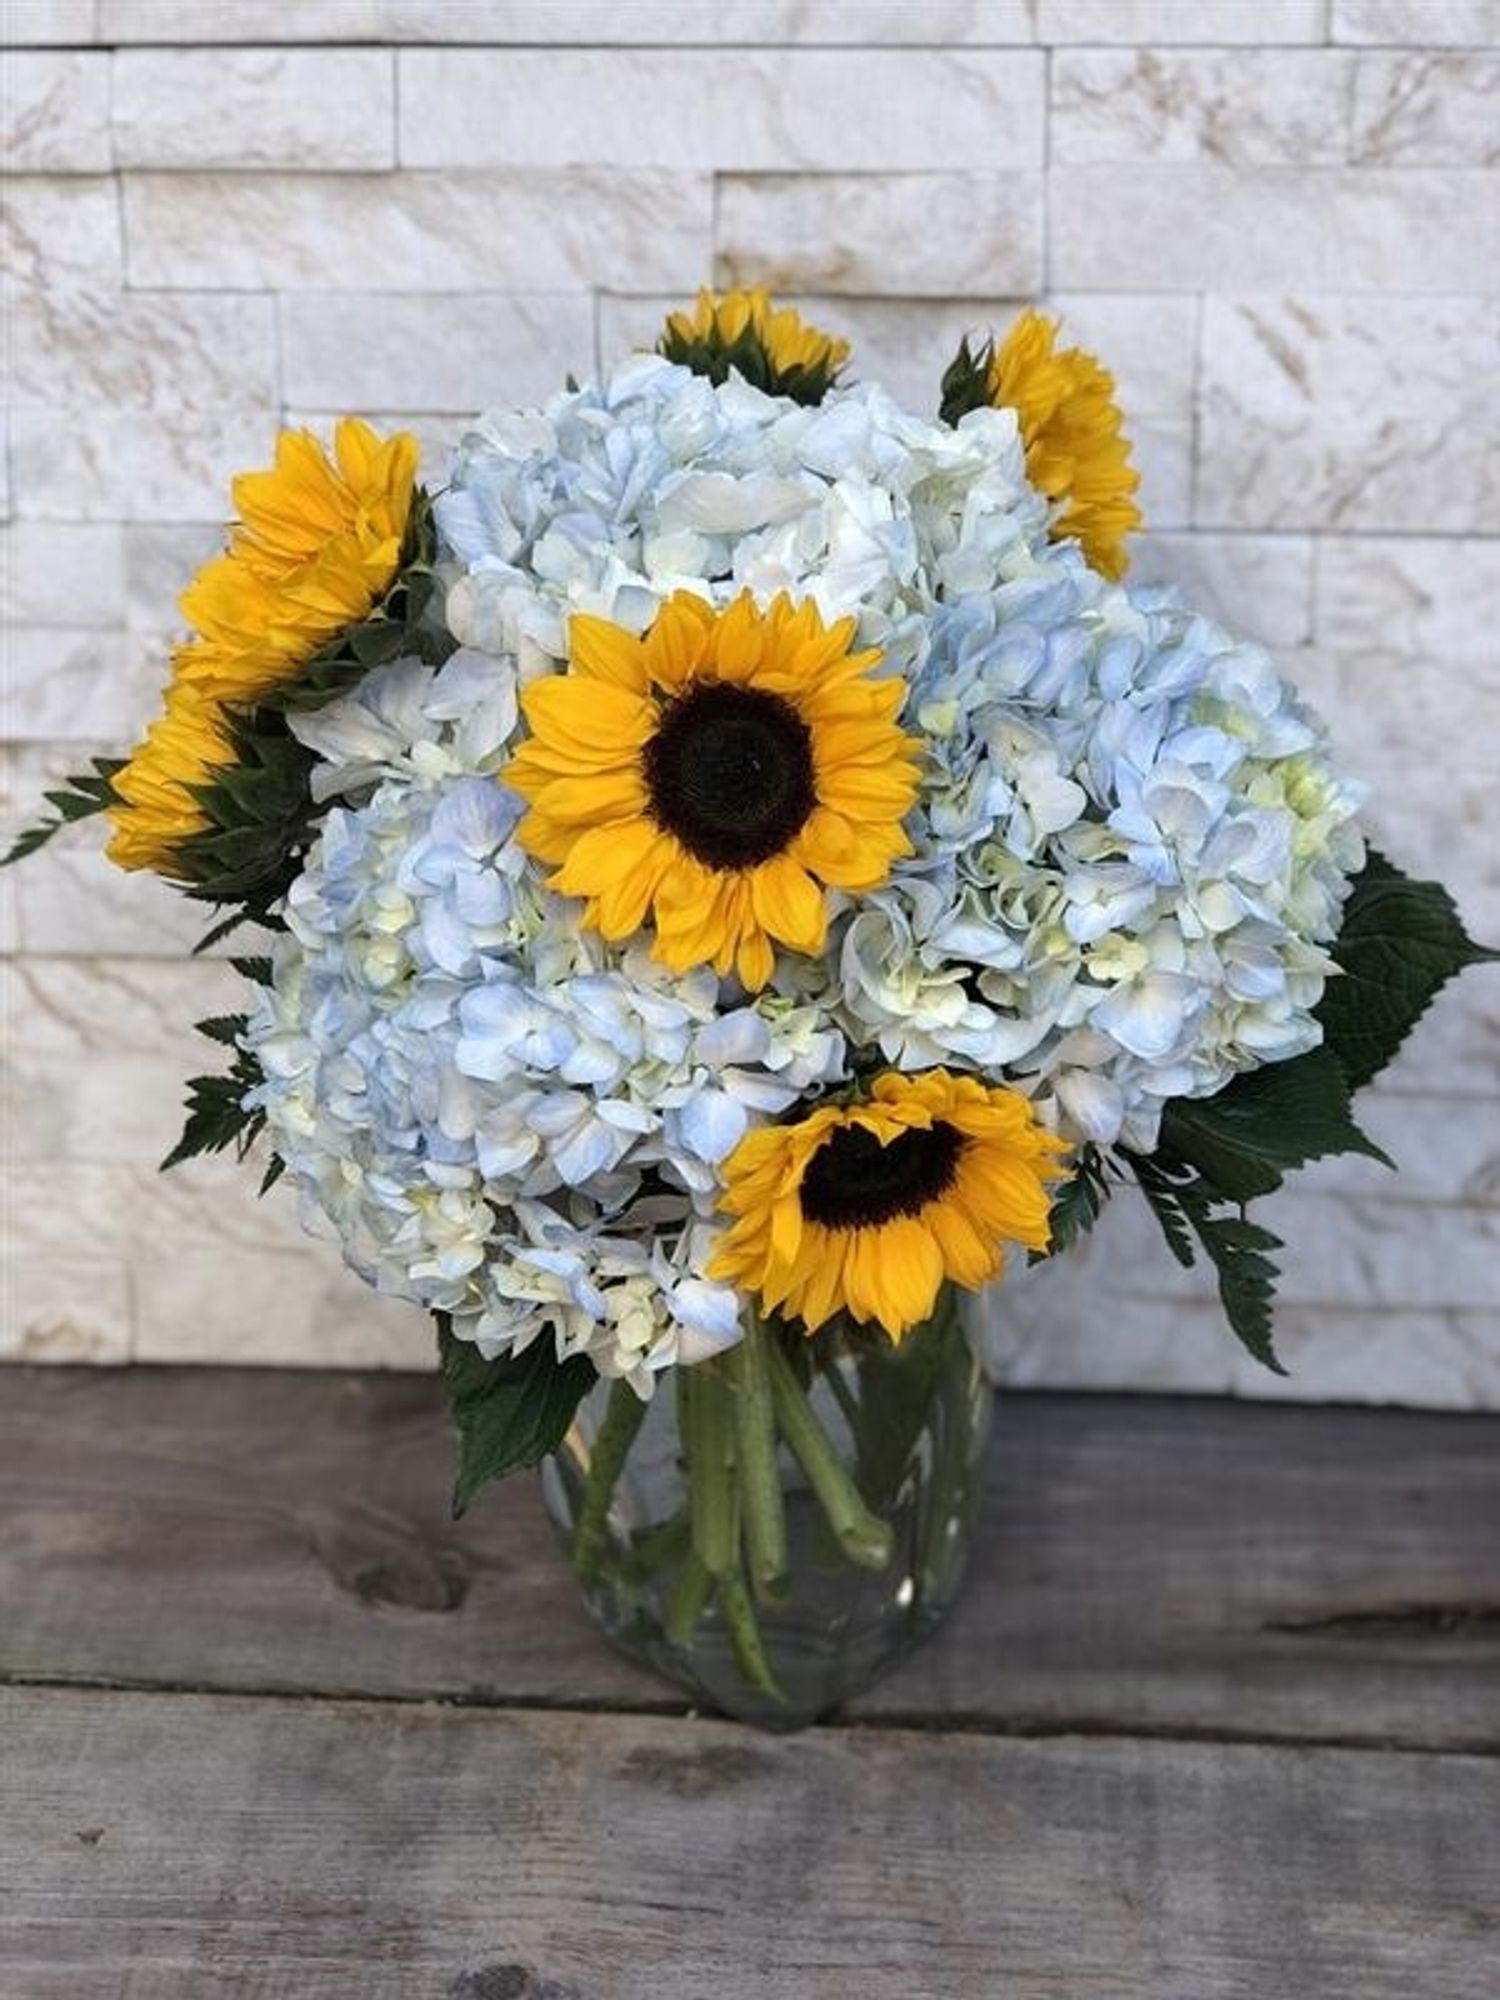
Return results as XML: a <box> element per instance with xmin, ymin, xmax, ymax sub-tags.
<box><xmin>2</xmin><ymin>1687</ymin><xmax>1496</xmax><ymax>2000</ymax></box>
<box><xmin>2</xmin><ymin>1368</ymin><xmax>1498</xmax><ymax>1747</ymax></box>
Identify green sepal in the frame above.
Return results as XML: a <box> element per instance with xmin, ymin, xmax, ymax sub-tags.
<box><xmin>1129</xmin><ymin>1153</ymin><xmax>1285</xmax><ymax>1373</ymax></box>
<box><xmin>1</xmin><ymin>756</ymin><xmax>125</xmax><ymax>866</ymax></box>
<box><xmin>437</xmin><ymin>1318</ymin><xmax>598</xmax><ymax>1517</ymax></box>
<box><xmin>938</xmin><ymin>334</ymin><xmax>996</xmax><ymax>427</ymax></box>
<box><xmin>1316</xmin><ymin>847</ymin><xmax>1497</xmax><ymax>1092</ymax></box>
<box><xmin>1157</xmin><ymin>1047</ymin><xmax>1392</xmax><ymax>1205</ymax></box>
<box><xmin>658</xmin><ymin>324</ymin><xmax>844</xmax><ymax>409</ymax></box>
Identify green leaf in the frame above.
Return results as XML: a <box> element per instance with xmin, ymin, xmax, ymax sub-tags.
<box><xmin>2</xmin><ymin>757</ymin><xmax>125</xmax><ymax>865</ymax></box>
<box><xmin>437</xmin><ymin>1320</ymin><xmax>598</xmax><ymax>1516</ymax></box>
<box><xmin>195</xmin><ymin>1013</ymin><xmax>247</xmax><ymax>1049</ymax></box>
<box><xmin>1033</xmin><ymin>1144</ymin><xmax>1111</xmax><ymax>1262</ymax></box>
<box><xmin>1317</xmin><ymin>848</ymin><xmax>1497</xmax><ymax>1092</ymax></box>
<box><xmin>1159</xmin><ymin>1046</ymin><xmax>1392</xmax><ymax>1204</ymax></box>
<box><xmin>1130</xmin><ymin>1154</ymin><xmax>1285</xmax><ymax>1373</ymax></box>
<box><xmin>160</xmin><ymin>1054</ymin><xmax>265</xmax><ymax>1172</ymax></box>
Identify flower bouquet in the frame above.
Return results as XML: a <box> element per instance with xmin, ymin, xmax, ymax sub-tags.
<box><xmin>9</xmin><ymin>289</ymin><xmax>1492</xmax><ymax>1727</ymax></box>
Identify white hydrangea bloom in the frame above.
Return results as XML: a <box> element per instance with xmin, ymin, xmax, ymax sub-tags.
<box><xmin>434</xmin><ymin>356</ymin><xmax>1051</xmax><ymax>681</ymax></box>
<box><xmin>247</xmin><ymin>354</ymin><xmax>1366</xmax><ymax>1378</ymax></box>
<box><xmin>244</xmin><ymin>653</ymin><xmax>842</xmax><ymax>1388</ymax></box>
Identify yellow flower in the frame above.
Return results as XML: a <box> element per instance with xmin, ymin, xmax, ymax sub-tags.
<box><xmin>507</xmin><ymin>590</ymin><xmax>920</xmax><ymax>991</ymax></box>
<box><xmin>659</xmin><ymin>288</ymin><xmax>850</xmax><ymax>404</ymax></box>
<box><xmin>174</xmin><ymin>418</ymin><xmax>419</xmax><ymax>704</ymax></box>
<box><xmin>710</xmin><ymin>1070</ymin><xmax>1071</xmax><ymax>1340</ymax></box>
<box><xmin>105</xmin><ymin>673</ymin><xmax>236</xmax><ymax>876</ymax></box>
<box><xmin>988</xmin><ymin>309</ymin><xmax>1142</xmax><ymax>582</ymax></box>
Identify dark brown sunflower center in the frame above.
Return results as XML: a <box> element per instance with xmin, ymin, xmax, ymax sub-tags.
<box><xmin>643</xmin><ymin>681</ymin><xmax>817</xmax><ymax>870</ymax></box>
<box><xmin>800</xmin><ymin>1120</ymin><xmax>965</xmax><ymax>1230</ymax></box>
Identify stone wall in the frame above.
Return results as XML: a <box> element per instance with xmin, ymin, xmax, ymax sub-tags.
<box><xmin>3</xmin><ymin>0</ymin><xmax>1497</xmax><ymax>1402</ymax></box>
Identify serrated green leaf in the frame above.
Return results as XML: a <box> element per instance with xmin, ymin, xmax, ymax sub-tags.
<box><xmin>1318</xmin><ymin>848</ymin><xmax>1497</xmax><ymax>1092</ymax></box>
<box><xmin>1159</xmin><ymin>1047</ymin><xmax>1392</xmax><ymax>1204</ymax></box>
<box><xmin>2</xmin><ymin>757</ymin><xmax>124</xmax><ymax>865</ymax></box>
<box><xmin>195</xmin><ymin>1013</ymin><xmax>247</xmax><ymax>1049</ymax></box>
<box><xmin>1130</xmin><ymin>1154</ymin><xmax>1284</xmax><ymax>1372</ymax></box>
<box><xmin>438</xmin><ymin>1321</ymin><xmax>598</xmax><ymax>1515</ymax></box>
<box><xmin>160</xmin><ymin>1052</ymin><xmax>265</xmax><ymax>1172</ymax></box>
<box><xmin>1031</xmin><ymin>1143</ymin><xmax>1112</xmax><ymax>1263</ymax></box>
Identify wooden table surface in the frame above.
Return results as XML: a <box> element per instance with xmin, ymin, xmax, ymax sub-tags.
<box><xmin>2</xmin><ymin>1366</ymin><xmax>1497</xmax><ymax>1998</ymax></box>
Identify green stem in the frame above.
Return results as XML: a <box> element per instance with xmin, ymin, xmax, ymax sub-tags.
<box><xmin>717</xmin><ymin>1565</ymin><xmax>786</xmax><ymax>1704</ymax></box>
<box><xmin>665</xmin><ymin>1550</ymin><xmax>715</xmax><ymax>1650</ymax></box>
<box><xmin>765</xmin><ymin>1335</ymin><xmax>894</xmax><ymax>1573</ymax></box>
<box><xmin>726</xmin><ymin>1316</ymin><xmax>788</xmax><ymax>1604</ymax></box>
<box><xmin>571</xmin><ymin>1377</ymin><xmax>649</xmax><ymax>1588</ymax></box>
<box><xmin>682</xmin><ymin>1361</ymin><xmax>739</xmax><ymax>1578</ymax></box>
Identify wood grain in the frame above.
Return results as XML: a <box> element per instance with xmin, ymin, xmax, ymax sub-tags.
<box><xmin>4</xmin><ymin>1685</ymin><xmax>1498</xmax><ymax>2000</ymax></box>
<box><xmin>3</xmin><ymin>1367</ymin><xmax>1498</xmax><ymax>1748</ymax></box>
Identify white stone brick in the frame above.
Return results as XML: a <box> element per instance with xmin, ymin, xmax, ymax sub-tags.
<box><xmin>1038</xmin><ymin>0</ymin><xmax>1328</xmax><ymax>40</ymax></box>
<box><xmin>399</xmin><ymin>48</ymin><xmax>1044</xmax><ymax>171</ymax></box>
<box><xmin>378</xmin><ymin>0</ymin><xmax>1037</xmax><ymax>40</ymax></box>
<box><xmin>1</xmin><ymin>1</ymin><xmax>98</xmax><ymax>43</ymax></box>
<box><xmin>0</xmin><ymin>522</ymin><xmax>124</xmax><ymax>627</ymax></box>
<box><xmin>112</xmin><ymin>49</ymin><xmax>396</xmax><ymax>171</ymax></box>
<box><xmin>122</xmin><ymin>521</ymin><xmax>220</xmax><ymax>632</ymax></box>
<box><xmin>1196</xmin><ymin>297</ymin><xmax>1500</xmax><ymax>533</ymax></box>
<box><xmin>134</xmin><ymin>1241</ymin><xmax>434</xmax><ymax>1369</ymax></box>
<box><xmin>0</xmin><ymin>627</ymin><xmax>146</xmax><ymax>742</ymax></box>
<box><xmin>1275</xmin><ymin>1194</ymin><xmax>1500</xmax><ymax>1311</ymax></box>
<box><xmin>9</xmin><ymin>407</ymin><xmax>278</xmax><ymax>520</ymax></box>
<box><xmin>0</xmin><ymin>1258</ymin><xmax>131</xmax><ymax>1365</ymax></box>
<box><xmin>1277</xmin><ymin>644</ymin><xmax>1499</xmax><ymax>936</ymax></box>
<box><xmin>1331</xmin><ymin>1</ymin><xmax>1500</xmax><ymax>45</ymax></box>
<box><xmin>1</xmin><ymin>51</ymin><xmax>109</xmax><ymax>172</ymax></box>
<box><xmin>7</xmin><ymin>290</ymin><xmax>277</xmax><ymax>410</ymax></box>
<box><xmin>122</xmin><ymin>170</ymin><xmax>712</xmax><ymax>292</ymax></box>
<box><xmin>1</xmin><ymin>176</ymin><xmax>120</xmax><ymax>289</ymax></box>
<box><xmin>716</xmin><ymin>174</ymin><xmax>1044</xmax><ymax>298</ymax></box>
<box><xmin>1</xmin><ymin>954</ymin><xmax>243</xmax><ymax>1164</ymax></box>
<box><xmin>0</xmin><ymin>743</ymin><xmax>219</xmax><ymax>961</ymax></box>
<box><xmin>1052</xmin><ymin>50</ymin><xmax>1352</xmax><ymax>166</ymax></box>
<box><xmin>1297</xmin><ymin>1093</ymin><xmax>1500</xmax><ymax>1204</ymax></box>
<box><xmin>1351</xmin><ymin>53</ymin><xmax>1500</xmax><ymax>165</ymax></box>
<box><xmin>98</xmin><ymin>0</ymin><xmax>383</xmax><ymax>36</ymax></box>
<box><xmin>981</xmin><ymin>1271</ymin><xmax>1500</xmax><ymax>1410</ymax></box>
<box><xmin>1314</xmin><ymin>536</ymin><xmax>1500</xmax><ymax>666</ymax></box>
<box><xmin>1050</xmin><ymin>166</ymin><xmax>1500</xmax><ymax>293</ymax></box>
<box><xmin>1378</xmin><ymin>978</ymin><xmax>1500</xmax><ymax>1099</ymax></box>
<box><xmin>278</xmin><ymin>291</ymin><xmax>596</xmax><ymax>413</ymax></box>
<box><xmin>1132</xmin><ymin>533</ymin><xmax>1315</xmax><ymax>648</ymax></box>
<box><xmin>1044</xmin><ymin>293</ymin><xmax>1199</xmax><ymax>423</ymax></box>
<box><xmin>1128</xmin><ymin>413</ymin><xmax>1192</xmax><ymax>531</ymax></box>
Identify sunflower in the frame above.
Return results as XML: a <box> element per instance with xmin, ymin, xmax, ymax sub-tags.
<box><xmin>105</xmin><ymin>673</ymin><xmax>236</xmax><ymax>875</ymax></box>
<box><xmin>507</xmin><ymin>590</ymin><xmax>920</xmax><ymax>991</ymax></box>
<box><xmin>989</xmin><ymin>310</ymin><xmax>1142</xmax><ymax>581</ymax></box>
<box><xmin>173</xmin><ymin>417</ymin><xmax>419</xmax><ymax>705</ymax></box>
<box><xmin>710</xmin><ymin>1070</ymin><xmax>1071</xmax><ymax>1340</ymax></box>
<box><xmin>940</xmin><ymin>310</ymin><xmax>1142</xmax><ymax>581</ymax></box>
<box><xmin>659</xmin><ymin>288</ymin><xmax>851</xmax><ymax>405</ymax></box>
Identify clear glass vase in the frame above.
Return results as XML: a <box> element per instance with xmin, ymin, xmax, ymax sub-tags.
<box><xmin>540</xmin><ymin>1286</ymin><xmax>991</xmax><ymax>1729</ymax></box>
